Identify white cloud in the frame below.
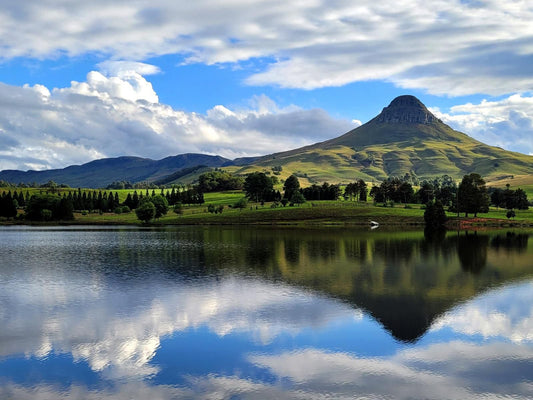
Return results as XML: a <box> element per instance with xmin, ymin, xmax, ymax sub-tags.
<box><xmin>247</xmin><ymin>341</ymin><xmax>533</xmax><ymax>399</ymax></box>
<box><xmin>3</xmin><ymin>341</ymin><xmax>529</xmax><ymax>400</ymax></box>
<box><xmin>430</xmin><ymin>93</ymin><xmax>533</xmax><ymax>155</ymax></box>
<box><xmin>0</xmin><ymin>1</ymin><xmax>532</xmax><ymax>94</ymax></box>
<box><xmin>0</xmin><ymin>271</ymin><xmax>357</xmax><ymax>379</ymax></box>
<box><xmin>0</xmin><ymin>73</ymin><xmax>354</xmax><ymax>171</ymax></box>
<box><xmin>431</xmin><ymin>280</ymin><xmax>533</xmax><ymax>343</ymax></box>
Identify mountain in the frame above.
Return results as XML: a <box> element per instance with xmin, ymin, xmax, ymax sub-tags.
<box><xmin>233</xmin><ymin>95</ymin><xmax>533</xmax><ymax>183</ymax></box>
<box><xmin>2</xmin><ymin>95</ymin><xmax>532</xmax><ymax>187</ymax></box>
<box><xmin>0</xmin><ymin>154</ymin><xmax>229</xmax><ymax>188</ymax></box>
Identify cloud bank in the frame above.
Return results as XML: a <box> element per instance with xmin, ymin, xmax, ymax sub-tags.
<box><xmin>1</xmin><ymin>1</ymin><xmax>532</xmax><ymax>95</ymax></box>
<box><xmin>0</xmin><ymin>64</ymin><xmax>354</xmax><ymax>170</ymax></box>
<box><xmin>431</xmin><ymin>94</ymin><xmax>533</xmax><ymax>156</ymax></box>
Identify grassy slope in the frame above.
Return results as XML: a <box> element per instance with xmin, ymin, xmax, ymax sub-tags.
<box><xmin>227</xmin><ymin>117</ymin><xmax>533</xmax><ymax>185</ymax></box>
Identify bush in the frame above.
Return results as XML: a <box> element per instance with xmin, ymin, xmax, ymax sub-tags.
<box><xmin>233</xmin><ymin>197</ymin><xmax>248</xmax><ymax>211</ymax></box>
<box><xmin>173</xmin><ymin>202</ymin><xmax>183</xmax><ymax>215</ymax></box>
<box><xmin>135</xmin><ymin>201</ymin><xmax>156</xmax><ymax>223</ymax></box>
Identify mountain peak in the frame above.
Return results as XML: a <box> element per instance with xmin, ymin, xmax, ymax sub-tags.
<box><xmin>376</xmin><ymin>95</ymin><xmax>438</xmax><ymax>125</ymax></box>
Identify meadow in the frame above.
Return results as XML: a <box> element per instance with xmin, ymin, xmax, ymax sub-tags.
<box><xmin>2</xmin><ymin>185</ymin><xmax>533</xmax><ymax>227</ymax></box>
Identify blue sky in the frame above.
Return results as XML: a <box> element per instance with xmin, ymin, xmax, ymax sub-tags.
<box><xmin>0</xmin><ymin>1</ymin><xmax>532</xmax><ymax>170</ymax></box>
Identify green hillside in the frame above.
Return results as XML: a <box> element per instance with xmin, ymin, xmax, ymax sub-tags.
<box><xmin>231</xmin><ymin>96</ymin><xmax>533</xmax><ymax>184</ymax></box>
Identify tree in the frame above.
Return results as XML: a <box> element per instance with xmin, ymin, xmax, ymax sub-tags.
<box><xmin>244</xmin><ymin>172</ymin><xmax>274</xmax><ymax>202</ymax></box>
<box><xmin>424</xmin><ymin>200</ymin><xmax>447</xmax><ymax>229</ymax></box>
<box><xmin>135</xmin><ymin>201</ymin><xmax>156</xmax><ymax>223</ymax></box>
<box><xmin>513</xmin><ymin>188</ymin><xmax>529</xmax><ymax>210</ymax></box>
<box><xmin>457</xmin><ymin>173</ymin><xmax>489</xmax><ymax>217</ymax></box>
<box><xmin>151</xmin><ymin>195</ymin><xmax>169</xmax><ymax>219</ymax></box>
<box><xmin>290</xmin><ymin>191</ymin><xmax>306</xmax><ymax>206</ymax></box>
<box><xmin>357</xmin><ymin>179</ymin><xmax>368</xmax><ymax>202</ymax></box>
<box><xmin>0</xmin><ymin>192</ymin><xmax>17</xmax><ymax>219</ymax></box>
<box><xmin>283</xmin><ymin>175</ymin><xmax>300</xmax><ymax>200</ymax></box>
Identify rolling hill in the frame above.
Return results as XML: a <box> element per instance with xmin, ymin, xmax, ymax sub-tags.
<box><xmin>1</xmin><ymin>95</ymin><xmax>532</xmax><ymax>188</ymax></box>
<box><xmin>0</xmin><ymin>154</ymin><xmax>229</xmax><ymax>188</ymax></box>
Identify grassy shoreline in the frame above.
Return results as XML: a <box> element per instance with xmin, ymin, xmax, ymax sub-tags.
<box><xmin>2</xmin><ymin>200</ymin><xmax>533</xmax><ymax>229</ymax></box>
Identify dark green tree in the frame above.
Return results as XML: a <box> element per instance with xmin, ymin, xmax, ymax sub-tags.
<box><xmin>358</xmin><ymin>179</ymin><xmax>368</xmax><ymax>202</ymax></box>
<box><xmin>290</xmin><ymin>191</ymin><xmax>306</xmax><ymax>206</ymax></box>
<box><xmin>151</xmin><ymin>195</ymin><xmax>169</xmax><ymax>219</ymax></box>
<box><xmin>244</xmin><ymin>172</ymin><xmax>274</xmax><ymax>202</ymax></box>
<box><xmin>0</xmin><ymin>192</ymin><xmax>17</xmax><ymax>219</ymax></box>
<box><xmin>457</xmin><ymin>173</ymin><xmax>489</xmax><ymax>217</ymax></box>
<box><xmin>424</xmin><ymin>200</ymin><xmax>447</xmax><ymax>229</ymax></box>
<box><xmin>135</xmin><ymin>201</ymin><xmax>156</xmax><ymax>223</ymax></box>
<box><xmin>513</xmin><ymin>188</ymin><xmax>529</xmax><ymax>210</ymax></box>
<box><xmin>283</xmin><ymin>175</ymin><xmax>300</xmax><ymax>200</ymax></box>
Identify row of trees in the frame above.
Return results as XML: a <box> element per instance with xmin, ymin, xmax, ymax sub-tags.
<box><xmin>123</xmin><ymin>187</ymin><xmax>204</xmax><ymax>209</ymax></box>
<box><xmin>489</xmin><ymin>185</ymin><xmax>529</xmax><ymax>211</ymax></box>
<box><xmin>198</xmin><ymin>170</ymin><xmax>244</xmax><ymax>192</ymax></box>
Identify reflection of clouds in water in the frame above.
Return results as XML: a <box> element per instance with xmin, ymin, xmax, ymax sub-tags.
<box><xmin>432</xmin><ymin>281</ymin><xmax>533</xmax><ymax>343</ymax></box>
<box><xmin>2</xmin><ymin>341</ymin><xmax>531</xmax><ymax>400</ymax></box>
<box><xmin>248</xmin><ymin>342</ymin><xmax>533</xmax><ymax>399</ymax></box>
<box><xmin>0</xmin><ymin>276</ymin><xmax>357</xmax><ymax>379</ymax></box>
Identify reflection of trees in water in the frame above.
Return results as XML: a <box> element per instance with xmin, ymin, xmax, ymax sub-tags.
<box><xmin>455</xmin><ymin>232</ymin><xmax>489</xmax><ymax>274</ymax></box>
<box><xmin>373</xmin><ymin>239</ymin><xmax>415</xmax><ymax>265</ymax></box>
<box><xmin>490</xmin><ymin>232</ymin><xmax>529</xmax><ymax>253</ymax></box>
<box><xmin>284</xmin><ymin>238</ymin><xmax>301</xmax><ymax>265</ymax></box>
<box><xmin>107</xmin><ymin>227</ymin><xmax>532</xmax><ymax>343</ymax></box>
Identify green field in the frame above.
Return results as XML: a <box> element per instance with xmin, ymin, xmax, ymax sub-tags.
<box><xmin>2</xmin><ymin>186</ymin><xmax>533</xmax><ymax>227</ymax></box>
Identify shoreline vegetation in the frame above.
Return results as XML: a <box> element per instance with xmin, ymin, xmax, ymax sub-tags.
<box><xmin>1</xmin><ymin>171</ymin><xmax>532</xmax><ymax>229</ymax></box>
<box><xmin>2</xmin><ymin>199</ymin><xmax>532</xmax><ymax>229</ymax></box>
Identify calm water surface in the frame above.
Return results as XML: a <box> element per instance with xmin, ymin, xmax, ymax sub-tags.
<box><xmin>0</xmin><ymin>226</ymin><xmax>532</xmax><ymax>399</ymax></box>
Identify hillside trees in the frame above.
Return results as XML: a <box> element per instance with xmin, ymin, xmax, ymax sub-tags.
<box><xmin>490</xmin><ymin>185</ymin><xmax>528</xmax><ymax>211</ymax></box>
<box><xmin>344</xmin><ymin>179</ymin><xmax>367</xmax><ymax>201</ymax></box>
<box><xmin>25</xmin><ymin>194</ymin><xmax>74</xmax><ymax>221</ymax></box>
<box><xmin>198</xmin><ymin>170</ymin><xmax>244</xmax><ymax>192</ymax></box>
<box><xmin>302</xmin><ymin>183</ymin><xmax>341</xmax><ymax>200</ymax></box>
<box><xmin>370</xmin><ymin>178</ymin><xmax>414</xmax><ymax>204</ymax></box>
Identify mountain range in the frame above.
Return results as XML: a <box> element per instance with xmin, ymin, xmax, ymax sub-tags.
<box><xmin>1</xmin><ymin>95</ymin><xmax>532</xmax><ymax>188</ymax></box>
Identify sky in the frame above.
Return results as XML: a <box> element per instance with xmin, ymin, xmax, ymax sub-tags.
<box><xmin>0</xmin><ymin>0</ymin><xmax>532</xmax><ymax>171</ymax></box>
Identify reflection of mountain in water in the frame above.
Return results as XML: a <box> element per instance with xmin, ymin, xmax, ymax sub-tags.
<box><xmin>109</xmin><ymin>228</ymin><xmax>533</xmax><ymax>343</ymax></box>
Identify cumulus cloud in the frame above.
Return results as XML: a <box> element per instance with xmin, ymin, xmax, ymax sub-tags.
<box><xmin>247</xmin><ymin>341</ymin><xmax>533</xmax><ymax>399</ymax></box>
<box><xmin>0</xmin><ymin>71</ymin><xmax>354</xmax><ymax>170</ymax></box>
<box><xmin>2</xmin><ymin>341</ymin><xmax>530</xmax><ymax>400</ymax></box>
<box><xmin>432</xmin><ymin>280</ymin><xmax>533</xmax><ymax>343</ymax></box>
<box><xmin>0</xmin><ymin>1</ymin><xmax>532</xmax><ymax>95</ymax></box>
<box><xmin>0</xmin><ymin>270</ymin><xmax>357</xmax><ymax>379</ymax></box>
<box><xmin>430</xmin><ymin>93</ymin><xmax>533</xmax><ymax>155</ymax></box>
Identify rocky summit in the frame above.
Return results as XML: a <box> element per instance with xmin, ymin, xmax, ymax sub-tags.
<box><xmin>375</xmin><ymin>95</ymin><xmax>438</xmax><ymax>125</ymax></box>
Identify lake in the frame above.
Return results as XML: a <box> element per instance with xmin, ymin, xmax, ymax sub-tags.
<box><xmin>0</xmin><ymin>226</ymin><xmax>532</xmax><ymax>399</ymax></box>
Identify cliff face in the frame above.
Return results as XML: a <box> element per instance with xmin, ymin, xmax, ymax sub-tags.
<box><xmin>375</xmin><ymin>95</ymin><xmax>439</xmax><ymax>125</ymax></box>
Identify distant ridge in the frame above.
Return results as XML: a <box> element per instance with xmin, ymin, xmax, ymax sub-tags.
<box><xmin>2</xmin><ymin>95</ymin><xmax>533</xmax><ymax>187</ymax></box>
<box><xmin>0</xmin><ymin>154</ymin><xmax>230</xmax><ymax>188</ymax></box>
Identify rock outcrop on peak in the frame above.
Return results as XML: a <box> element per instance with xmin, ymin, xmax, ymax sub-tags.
<box><xmin>376</xmin><ymin>95</ymin><xmax>438</xmax><ymax>125</ymax></box>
